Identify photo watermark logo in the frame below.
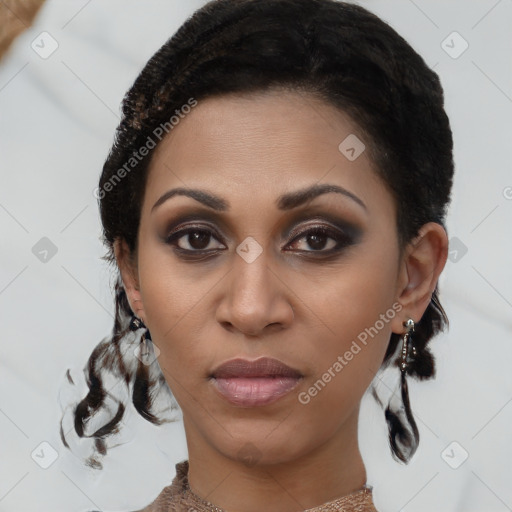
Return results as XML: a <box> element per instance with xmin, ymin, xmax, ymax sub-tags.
<box><xmin>93</xmin><ymin>97</ymin><xmax>198</xmax><ymax>200</ymax></box>
<box><xmin>298</xmin><ymin>301</ymin><xmax>403</xmax><ymax>404</ymax></box>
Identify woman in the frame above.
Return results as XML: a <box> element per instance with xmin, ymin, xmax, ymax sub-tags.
<box><xmin>62</xmin><ymin>0</ymin><xmax>454</xmax><ymax>510</ymax></box>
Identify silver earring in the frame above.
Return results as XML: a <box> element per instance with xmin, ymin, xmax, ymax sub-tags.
<box><xmin>129</xmin><ymin>314</ymin><xmax>153</xmax><ymax>368</ymax></box>
<box><xmin>384</xmin><ymin>318</ymin><xmax>420</xmax><ymax>463</ymax></box>
<box><xmin>129</xmin><ymin>314</ymin><xmax>152</xmax><ymax>341</ymax></box>
<box><xmin>129</xmin><ymin>314</ymin><xmax>146</xmax><ymax>331</ymax></box>
<box><xmin>400</xmin><ymin>318</ymin><xmax>416</xmax><ymax>373</ymax></box>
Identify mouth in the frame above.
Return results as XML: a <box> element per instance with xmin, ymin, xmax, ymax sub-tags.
<box><xmin>209</xmin><ymin>357</ymin><xmax>303</xmax><ymax>407</ymax></box>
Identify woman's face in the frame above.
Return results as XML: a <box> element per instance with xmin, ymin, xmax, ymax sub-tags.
<box><xmin>124</xmin><ymin>90</ymin><xmax>410</xmax><ymax>465</ymax></box>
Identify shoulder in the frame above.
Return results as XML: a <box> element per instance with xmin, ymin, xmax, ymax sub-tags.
<box><xmin>85</xmin><ymin>460</ymin><xmax>190</xmax><ymax>512</ymax></box>
<box><xmin>131</xmin><ymin>459</ymin><xmax>190</xmax><ymax>512</ymax></box>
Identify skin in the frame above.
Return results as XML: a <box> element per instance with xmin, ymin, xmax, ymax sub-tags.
<box><xmin>114</xmin><ymin>89</ymin><xmax>448</xmax><ymax>512</ymax></box>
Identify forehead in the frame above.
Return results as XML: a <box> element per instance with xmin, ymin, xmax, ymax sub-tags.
<box><xmin>143</xmin><ymin>90</ymin><xmax>390</xmax><ymax>217</ymax></box>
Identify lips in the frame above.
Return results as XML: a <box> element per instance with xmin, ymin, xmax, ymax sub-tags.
<box><xmin>210</xmin><ymin>357</ymin><xmax>303</xmax><ymax>407</ymax></box>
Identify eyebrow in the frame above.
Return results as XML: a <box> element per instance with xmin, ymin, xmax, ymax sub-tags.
<box><xmin>151</xmin><ymin>183</ymin><xmax>367</xmax><ymax>213</ymax></box>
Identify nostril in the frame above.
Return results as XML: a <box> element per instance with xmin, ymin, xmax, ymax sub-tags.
<box><xmin>220</xmin><ymin>321</ymin><xmax>234</xmax><ymax>332</ymax></box>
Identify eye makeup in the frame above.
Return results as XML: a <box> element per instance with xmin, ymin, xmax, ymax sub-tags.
<box><xmin>157</xmin><ymin>208</ymin><xmax>364</xmax><ymax>261</ymax></box>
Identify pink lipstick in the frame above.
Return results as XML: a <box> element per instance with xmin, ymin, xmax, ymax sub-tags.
<box><xmin>210</xmin><ymin>357</ymin><xmax>303</xmax><ymax>407</ymax></box>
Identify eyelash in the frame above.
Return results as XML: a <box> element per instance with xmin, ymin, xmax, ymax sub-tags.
<box><xmin>165</xmin><ymin>223</ymin><xmax>354</xmax><ymax>258</ymax></box>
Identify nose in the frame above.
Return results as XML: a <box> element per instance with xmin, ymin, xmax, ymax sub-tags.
<box><xmin>215</xmin><ymin>247</ymin><xmax>294</xmax><ymax>337</ymax></box>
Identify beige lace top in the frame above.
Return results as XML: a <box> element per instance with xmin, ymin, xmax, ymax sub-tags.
<box><xmin>134</xmin><ymin>460</ymin><xmax>377</xmax><ymax>512</ymax></box>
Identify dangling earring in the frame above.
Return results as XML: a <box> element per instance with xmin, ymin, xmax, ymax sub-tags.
<box><xmin>400</xmin><ymin>318</ymin><xmax>417</xmax><ymax>372</ymax></box>
<box><xmin>385</xmin><ymin>318</ymin><xmax>420</xmax><ymax>463</ymax></box>
<box><xmin>129</xmin><ymin>314</ymin><xmax>152</xmax><ymax>362</ymax></box>
<box><xmin>129</xmin><ymin>314</ymin><xmax>145</xmax><ymax>332</ymax></box>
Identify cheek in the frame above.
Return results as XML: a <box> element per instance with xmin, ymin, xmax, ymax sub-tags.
<box><xmin>136</xmin><ymin>244</ymin><xmax>187</xmax><ymax>347</ymax></box>
<box><xmin>135</xmin><ymin>241</ymin><xmax>218</xmax><ymax>392</ymax></box>
<box><xmin>302</xmin><ymin>249</ymin><xmax>398</xmax><ymax>403</ymax></box>
<box><xmin>137</xmin><ymin>231</ymin><xmax>204</xmax><ymax>330</ymax></box>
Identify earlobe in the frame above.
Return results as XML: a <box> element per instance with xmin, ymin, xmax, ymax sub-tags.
<box><xmin>392</xmin><ymin>223</ymin><xmax>448</xmax><ymax>332</ymax></box>
<box><xmin>113</xmin><ymin>238</ymin><xmax>145</xmax><ymax>320</ymax></box>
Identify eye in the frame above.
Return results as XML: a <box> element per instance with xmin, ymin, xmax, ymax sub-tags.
<box><xmin>285</xmin><ymin>226</ymin><xmax>351</xmax><ymax>253</ymax></box>
<box><xmin>164</xmin><ymin>223</ymin><xmax>355</xmax><ymax>257</ymax></box>
<box><xmin>166</xmin><ymin>226</ymin><xmax>225</xmax><ymax>252</ymax></box>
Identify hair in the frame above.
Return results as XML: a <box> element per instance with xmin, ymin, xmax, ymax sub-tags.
<box><xmin>60</xmin><ymin>0</ymin><xmax>454</xmax><ymax>469</ymax></box>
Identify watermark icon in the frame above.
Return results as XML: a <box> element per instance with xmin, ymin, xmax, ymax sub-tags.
<box><xmin>236</xmin><ymin>442</ymin><xmax>263</xmax><ymax>467</ymax></box>
<box><xmin>236</xmin><ymin>236</ymin><xmax>263</xmax><ymax>263</ymax></box>
<box><xmin>134</xmin><ymin>340</ymin><xmax>160</xmax><ymax>366</ymax></box>
<box><xmin>338</xmin><ymin>134</ymin><xmax>366</xmax><ymax>161</ymax></box>
<box><xmin>32</xmin><ymin>237</ymin><xmax>58</xmax><ymax>263</ymax></box>
<box><xmin>441</xmin><ymin>31</ymin><xmax>469</xmax><ymax>60</ymax></box>
<box><xmin>31</xmin><ymin>31</ymin><xmax>59</xmax><ymax>59</ymax></box>
<box><xmin>94</xmin><ymin>98</ymin><xmax>198</xmax><ymax>199</ymax></box>
<box><xmin>503</xmin><ymin>186</ymin><xmax>512</xmax><ymax>200</ymax></box>
<box><xmin>441</xmin><ymin>441</ymin><xmax>469</xmax><ymax>469</ymax></box>
<box><xmin>31</xmin><ymin>441</ymin><xmax>59</xmax><ymax>469</ymax></box>
<box><xmin>448</xmin><ymin>236</ymin><xmax>468</xmax><ymax>263</ymax></box>
<box><xmin>298</xmin><ymin>302</ymin><xmax>402</xmax><ymax>404</ymax></box>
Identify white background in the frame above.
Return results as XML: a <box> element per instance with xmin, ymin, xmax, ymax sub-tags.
<box><xmin>0</xmin><ymin>1</ymin><xmax>511</xmax><ymax>511</ymax></box>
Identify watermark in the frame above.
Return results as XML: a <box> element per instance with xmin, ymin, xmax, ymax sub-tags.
<box><xmin>338</xmin><ymin>134</ymin><xmax>366</xmax><ymax>161</ymax></box>
<box><xmin>448</xmin><ymin>236</ymin><xmax>468</xmax><ymax>263</ymax></box>
<box><xmin>441</xmin><ymin>441</ymin><xmax>469</xmax><ymax>469</ymax></box>
<box><xmin>133</xmin><ymin>340</ymin><xmax>161</xmax><ymax>366</ymax></box>
<box><xmin>503</xmin><ymin>186</ymin><xmax>512</xmax><ymax>200</ymax></box>
<box><xmin>298</xmin><ymin>302</ymin><xmax>402</xmax><ymax>405</ymax></box>
<box><xmin>236</xmin><ymin>236</ymin><xmax>263</xmax><ymax>263</ymax></box>
<box><xmin>441</xmin><ymin>31</ymin><xmax>469</xmax><ymax>60</ymax></box>
<box><xmin>31</xmin><ymin>441</ymin><xmax>59</xmax><ymax>469</ymax></box>
<box><xmin>31</xmin><ymin>31</ymin><xmax>59</xmax><ymax>59</ymax></box>
<box><xmin>94</xmin><ymin>97</ymin><xmax>198</xmax><ymax>199</ymax></box>
<box><xmin>32</xmin><ymin>237</ymin><xmax>58</xmax><ymax>263</ymax></box>
<box><xmin>236</xmin><ymin>441</ymin><xmax>263</xmax><ymax>467</ymax></box>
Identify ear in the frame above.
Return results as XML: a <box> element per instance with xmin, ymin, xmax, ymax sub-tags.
<box><xmin>113</xmin><ymin>238</ymin><xmax>146</xmax><ymax>322</ymax></box>
<box><xmin>391</xmin><ymin>222</ymin><xmax>448</xmax><ymax>334</ymax></box>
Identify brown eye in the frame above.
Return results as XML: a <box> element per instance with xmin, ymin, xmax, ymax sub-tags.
<box><xmin>166</xmin><ymin>227</ymin><xmax>224</xmax><ymax>252</ymax></box>
<box><xmin>164</xmin><ymin>221</ymin><xmax>357</xmax><ymax>259</ymax></box>
<box><xmin>286</xmin><ymin>226</ymin><xmax>351</xmax><ymax>253</ymax></box>
<box><xmin>182</xmin><ymin>230</ymin><xmax>213</xmax><ymax>250</ymax></box>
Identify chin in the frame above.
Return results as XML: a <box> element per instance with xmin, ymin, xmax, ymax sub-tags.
<box><xmin>211</xmin><ymin>426</ymin><xmax>314</xmax><ymax>468</ymax></box>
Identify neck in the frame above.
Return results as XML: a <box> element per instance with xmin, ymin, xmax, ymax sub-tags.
<box><xmin>183</xmin><ymin>408</ymin><xmax>367</xmax><ymax>511</ymax></box>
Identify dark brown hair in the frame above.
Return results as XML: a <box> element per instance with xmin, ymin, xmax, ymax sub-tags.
<box><xmin>60</xmin><ymin>0</ymin><xmax>453</xmax><ymax>469</ymax></box>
